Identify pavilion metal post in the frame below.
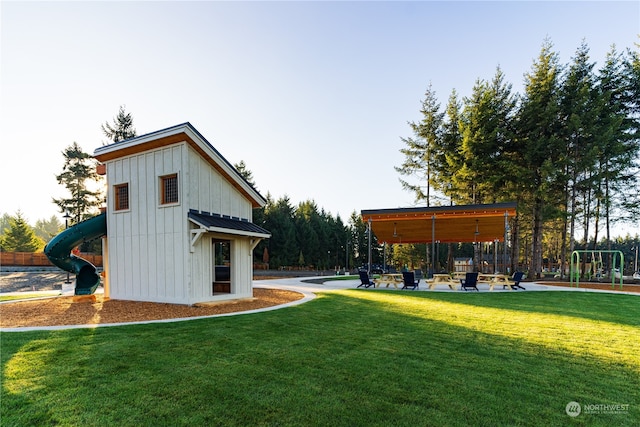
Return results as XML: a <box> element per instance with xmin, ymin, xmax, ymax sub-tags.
<box><xmin>473</xmin><ymin>220</ymin><xmax>479</xmax><ymax>272</ymax></box>
<box><xmin>367</xmin><ymin>218</ymin><xmax>372</xmax><ymax>276</ymax></box>
<box><xmin>383</xmin><ymin>243</ymin><xmax>386</xmax><ymax>273</ymax></box>
<box><xmin>504</xmin><ymin>211</ymin><xmax>509</xmax><ymax>274</ymax></box>
<box><xmin>431</xmin><ymin>215</ymin><xmax>436</xmax><ymax>278</ymax></box>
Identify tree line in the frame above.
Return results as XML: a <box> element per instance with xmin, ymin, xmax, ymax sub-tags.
<box><xmin>396</xmin><ymin>39</ymin><xmax>639</xmax><ymax>277</ymax></box>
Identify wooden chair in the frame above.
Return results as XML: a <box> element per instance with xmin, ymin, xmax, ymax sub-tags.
<box><xmin>401</xmin><ymin>271</ymin><xmax>419</xmax><ymax>290</ymax></box>
<box><xmin>503</xmin><ymin>271</ymin><xmax>526</xmax><ymax>290</ymax></box>
<box><xmin>460</xmin><ymin>272</ymin><xmax>479</xmax><ymax>291</ymax></box>
<box><xmin>357</xmin><ymin>271</ymin><xmax>376</xmax><ymax>288</ymax></box>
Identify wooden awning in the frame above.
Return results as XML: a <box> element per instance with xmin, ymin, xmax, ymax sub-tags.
<box><xmin>361</xmin><ymin>203</ymin><xmax>517</xmax><ymax>244</ymax></box>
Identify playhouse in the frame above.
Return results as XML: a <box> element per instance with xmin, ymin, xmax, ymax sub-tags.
<box><xmin>92</xmin><ymin>122</ymin><xmax>270</xmax><ymax>305</ymax></box>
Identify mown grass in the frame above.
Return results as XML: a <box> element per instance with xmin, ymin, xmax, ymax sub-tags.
<box><xmin>1</xmin><ymin>290</ymin><xmax>639</xmax><ymax>426</ymax></box>
<box><xmin>0</xmin><ymin>293</ymin><xmax>59</xmax><ymax>302</ymax></box>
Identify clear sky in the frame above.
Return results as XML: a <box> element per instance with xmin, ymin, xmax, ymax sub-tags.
<box><xmin>1</xmin><ymin>1</ymin><xmax>638</xmax><ymax>237</ymax></box>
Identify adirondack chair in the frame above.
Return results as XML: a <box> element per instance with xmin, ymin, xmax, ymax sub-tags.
<box><xmin>358</xmin><ymin>270</ymin><xmax>376</xmax><ymax>288</ymax></box>
<box><xmin>504</xmin><ymin>271</ymin><xmax>526</xmax><ymax>290</ymax></box>
<box><xmin>413</xmin><ymin>269</ymin><xmax>423</xmax><ymax>283</ymax></box>
<box><xmin>460</xmin><ymin>272</ymin><xmax>479</xmax><ymax>291</ymax></box>
<box><xmin>401</xmin><ymin>271</ymin><xmax>419</xmax><ymax>290</ymax></box>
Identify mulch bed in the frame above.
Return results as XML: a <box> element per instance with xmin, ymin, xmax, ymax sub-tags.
<box><xmin>0</xmin><ymin>288</ymin><xmax>304</xmax><ymax>328</ymax></box>
<box><xmin>536</xmin><ymin>281</ymin><xmax>640</xmax><ymax>293</ymax></box>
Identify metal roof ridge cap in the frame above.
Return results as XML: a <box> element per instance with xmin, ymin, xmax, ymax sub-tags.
<box><xmin>94</xmin><ymin>122</ymin><xmax>192</xmax><ymax>156</ymax></box>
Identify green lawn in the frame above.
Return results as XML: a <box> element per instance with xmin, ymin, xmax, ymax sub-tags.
<box><xmin>2</xmin><ymin>290</ymin><xmax>638</xmax><ymax>426</ymax></box>
<box><xmin>0</xmin><ymin>293</ymin><xmax>59</xmax><ymax>302</ymax></box>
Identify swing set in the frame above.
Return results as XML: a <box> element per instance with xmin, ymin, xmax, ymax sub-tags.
<box><xmin>570</xmin><ymin>250</ymin><xmax>624</xmax><ymax>290</ymax></box>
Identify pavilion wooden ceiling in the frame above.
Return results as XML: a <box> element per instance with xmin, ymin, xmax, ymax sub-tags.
<box><xmin>361</xmin><ymin>203</ymin><xmax>517</xmax><ymax>244</ymax></box>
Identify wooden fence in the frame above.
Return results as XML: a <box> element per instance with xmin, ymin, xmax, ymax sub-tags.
<box><xmin>0</xmin><ymin>252</ymin><xmax>103</xmax><ymax>267</ymax></box>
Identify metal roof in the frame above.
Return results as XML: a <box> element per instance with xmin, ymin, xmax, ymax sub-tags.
<box><xmin>188</xmin><ymin>210</ymin><xmax>271</xmax><ymax>239</ymax></box>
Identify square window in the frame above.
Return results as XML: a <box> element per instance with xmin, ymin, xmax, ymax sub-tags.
<box><xmin>161</xmin><ymin>174</ymin><xmax>178</xmax><ymax>205</ymax></box>
<box><xmin>114</xmin><ymin>183</ymin><xmax>129</xmax><ymax>211</ymax></box>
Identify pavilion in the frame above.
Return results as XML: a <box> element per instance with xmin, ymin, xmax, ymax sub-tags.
<box><xmin>361</xmin><ymin>202</ymin><xmax>517</xmax><ymax>274</ymax></box>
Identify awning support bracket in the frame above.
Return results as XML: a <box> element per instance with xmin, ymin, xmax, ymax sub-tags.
<box><xmin>190</xmin><ymin>228</ymin><xmax>207</xmax><ymax>253</ymax></box>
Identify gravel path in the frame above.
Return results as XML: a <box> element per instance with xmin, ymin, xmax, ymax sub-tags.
<box><xmin>0</xmin><ymin>272</ymin><xmax>69</xmax><ymax>293</ymax></box>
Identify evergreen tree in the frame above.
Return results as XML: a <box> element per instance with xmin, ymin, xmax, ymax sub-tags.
<box><xmin>295</xmin><ymin>200</ymin><xmax>321</xmax><ymax>268</ymax></box>
<box><xmin>456</xmin><ymin>78</ymin><xmax>489</xmax><ymax>204</ymax></box>
<box><xmin>332</xmin><ymin>214</ymin><xmax>350</xmax><ymax>270</ymax></box>
<box><xmin>620</xmin><ymin>43</ymin><xmax>640</xmax><ymax>226</ymax></box>
<box><xmin>486</xmin><ymin>67</ymin><xmax>519</xmax><ymax>201</ymax></box>
<box><xmin>457</xmin><ymin>67</ymin><xmax>517</xmax><ymax>204</ymax></box>
<box><xmin>252</xmin><ymin>192</ymin><xmax>269</xmax><ymax>264</ymax></box>
<box><xmin>558</xmin><ymin>41</ymin><xmax>598</xmax><ymax>273</ymax></box>
<box><xmin>594</xmin><ymin>46</ymin><xmax>640</xmax><ymax>236</ymax></box>
<box><xmin>235</xmin><ymin>160</ymin><xmax>256</xmax><ymax>188</ymax></box>
<box><xmin>33</xmin><ymin>215</ymin><xmax>64</xmax><ymax>243</ymax></box>
<box><xmin>101</xmin><ymin>105</ymin><xmax>137</xmax><ymax>143</ymax></box>
<box><xmin>347</xmin><ymin>211</ymin><xmax>365</xmax><ymax>267</ymax></box>
<box><xmin>0</xmin><ymin>211</ymin><xmax>44</xmax><ymax>252</ymax></box>
<box><xmin>515</xmin><ymin>39</ymin><xmax>564</xmax><ymax>278</ymax></box>
<box><xmin>52</xmin><ymin>142</ymin><xmax>103</xmax><ymax>224</ymax></box>
<box><xmin>396</xmin><ymin>83</ymin><xmax>444</xmax><ymax>206</ymax></box>
<box><xmin>262</xmin><ymin>196</ymin><xmax>298</xmax><ymax>268</ymax></box>
<box><xmin>349</xmin><ymin>211</ymin><xmax>375</xmax><ymax>268</ymax></box>
<box><xmin>438</xmin><ymin>90</ymin><xmax>464</xmax><ymax>204</ymax></box>
<box><xmin>324</xmin><ymin>212</ymin><xmax>349</xmax><ymax>270</ymax></box>
<box><xmin>0</xmin><ymin>213</ymin><xmax>11</xmax><ymax>238</ymax></box>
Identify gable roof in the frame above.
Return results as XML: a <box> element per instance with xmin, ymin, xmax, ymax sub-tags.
<box><xmin>93</xmin><ymin>122</ymin><xmax>267</xmax><ymax>208</ymax></box>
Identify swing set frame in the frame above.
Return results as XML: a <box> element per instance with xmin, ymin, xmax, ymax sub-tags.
<box><xmin>570</xmin><ymin>250</ymin><xmax>624</xmax><ymax>290</ymax></box>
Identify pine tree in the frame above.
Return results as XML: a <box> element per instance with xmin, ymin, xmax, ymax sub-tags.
<box><xmin>595</xmin><ymin>47</ymin><xmax>640</xmax><ymax>236</ymax></box>
<box><xmin>438</xmin><ymin>90</ymin><xmax>464</xmax><ymax>204</ymax></box>
<box><xmin>52</xmin><ymin>142</ymin><xmax>103</xmax><ymax>224</ymax></box>
<box><xmin>396</xmin><ymin>83</ymin><xmax>444</xmax><ymax>206</ymax></box>
<box><xmin>34</xmin><ymin>215</ymin><xmax>64</xmax><ymax>243</ymax></box>
<box><xmin>234</xmin><ymin>160</ymin><xmax>257</xmax><ymax>188</ymax></box>
<box><xmin>457</xmin><ymin>67</ymin><xmax>517</xmax><ymax>205</ymax></box>
<box><xmin>515</xmin><ymin>39</ymin><xmax>564</xmax><ymax>278</ymax></box>
<box><xmin>619</xmin><ymin>43</ymin><xmax>640</xmax><ymax>225</ymax></box>
<box><xmin>295</xmin><ymin>200</ymin><xmax>321</xmax><ymax>268</ymax></box>
<box><xmin>0</xmin><ymin>213</ymin><xmax>11</xmax><ymax>238</ymax></box>
<box><xmin>0</xmin><ymin>211</ymin><xmax>43</xmax><ymax>252</ymax></box>
<box><xmin>558</xmin><ymin>41</ymin><xmax>597</xmax><ymax>273</ymax></box>
<box><xmin>262</xmin><ymin>196</ymin><xmax>298</xmax><ymax>268</ymax></box>
<box><xmin>101</xmin><ymin>105</ymin><xmax>137</xmax><ymax>143</ymax></box>
<box><xmin>349</xmin><ymin>211</ymin><xmax>380</xmax><ymax>268</ymax></box>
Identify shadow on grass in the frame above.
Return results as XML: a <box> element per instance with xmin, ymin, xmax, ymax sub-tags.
<box><xmin>2</xmin><ymin>291</ymin><xmax>639</xmax><ymax>426</ymax></box>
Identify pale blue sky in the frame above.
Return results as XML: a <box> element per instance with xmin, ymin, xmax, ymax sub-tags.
<box><xmin>1</xmin><ymin>1</ymin><xmax>638</xmax><ymax>237</ymax></box>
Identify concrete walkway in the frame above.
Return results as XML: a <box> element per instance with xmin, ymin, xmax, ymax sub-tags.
<box><xmin>258</xmin><ymin>276</ymin><xmax>639</xmax><ymax>294</ymax></box>
<box><xmin>2</xmin><ymin>276</ymin><xmax>637</xmax><ymax>332</ymax></box>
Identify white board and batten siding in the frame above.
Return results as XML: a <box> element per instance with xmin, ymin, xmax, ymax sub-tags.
<box><xmin>106</xmin><ymin>143</ymin><xmax>190</xmax><ymax>304</ymax></box>
<box><xmin>186</xmin><ymin>144</ymin><xmax>256</xmax><ymax>303</ymax></box>
<box><xmin>187</xmin><ymin>145</ymin><xmax>253</xmax><ymax>220</ymax></box>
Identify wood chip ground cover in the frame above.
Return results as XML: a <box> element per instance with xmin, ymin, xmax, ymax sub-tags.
<box><xmin>0</xmin><ymin>288</ymin><xmax>303</xmax><ymax>328</ymax></box>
